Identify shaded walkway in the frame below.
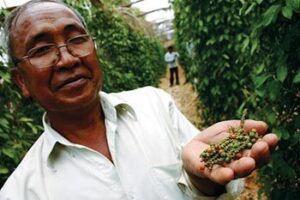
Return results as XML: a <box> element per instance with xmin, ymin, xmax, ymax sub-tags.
<box><xmin>158</xmin><ymin>66</ymin><xmax>202</xmax><ymax>129</ymax></box>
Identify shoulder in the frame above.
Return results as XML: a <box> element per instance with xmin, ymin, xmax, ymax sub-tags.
<box><xmin>111</xmin><ymin>86</ymin><xmax>171</xmax><ymax>101</ymax></box>
<box><xmin>109</xmin><ymin>87</ymin><xmax>174</xmax><ymax>111</ymax></box>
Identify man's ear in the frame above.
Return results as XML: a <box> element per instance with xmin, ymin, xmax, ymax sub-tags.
<box><xmin>10</xmin><ymin>67</ymin><xmax>31</xmax><ymax>97</ymax></box>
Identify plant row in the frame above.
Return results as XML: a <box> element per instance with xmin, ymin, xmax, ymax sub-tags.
<box><xmin>173</xmin><ymin>0</ymin><xmax>300</xmax><ymax>198</ymax></box>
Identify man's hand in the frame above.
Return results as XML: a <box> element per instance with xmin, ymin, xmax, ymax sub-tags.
<box><xmin>181</xmin><ymin>120</ymin><xmax>278</xmax><ymax>196</ymax></box>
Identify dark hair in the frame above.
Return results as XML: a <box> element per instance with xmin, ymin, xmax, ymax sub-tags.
<box><xmin>167</xmin><ymin>46</ymin><xmax>174</xmax><ymax>51</ymax></box>
<box><xmin>4</xmin><ymin>0</ymin><xmax>87</xmax><ymax>64</ymax></box>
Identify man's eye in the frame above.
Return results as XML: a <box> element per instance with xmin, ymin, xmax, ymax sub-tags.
<box><xmin>69</xmin><ymin>36</ymin><xmax>89</xmax><ymax>44</ymax></box>
<box><xmin>30</xmin><ymin>45</ymin><xmax>54</xmax><ymax>57</ymax></box>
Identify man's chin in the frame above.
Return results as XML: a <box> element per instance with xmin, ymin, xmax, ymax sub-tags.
<box><xmin>44</xmin><ymin>92</ymin><xmax>99</xmax><ymax>113</ymax></box>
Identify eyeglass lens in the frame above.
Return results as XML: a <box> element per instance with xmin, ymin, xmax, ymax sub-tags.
<box><xmin>28</xmin><ymin>35</ymin><xmax>93</xmax><ymax>69</ymax></box>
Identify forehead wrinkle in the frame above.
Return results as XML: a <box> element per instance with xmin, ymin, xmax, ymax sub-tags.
<box><xmin>63</xmin><ymin>23</ymin><xmax>86</xmax><ymax>34</ymax></box>
<box><xmin>12</xmin><ymin>2</ymin><xmax>82</xmax><ymax>35</ymax></box>
<box><xmin>24</xmin><ymin>20</ymin><xmax>85</xmax><ymax>46</ymax></box>
<box><xmin>11</xmin><ymin>4</ymin><xmax>84</xmax><ymax>57</ymax></box>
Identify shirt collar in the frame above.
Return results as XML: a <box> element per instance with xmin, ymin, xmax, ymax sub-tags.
<box><xmin>99</xmin><ymin>91</ymin><xmax>136</xmax><ymax>121</ymax></box>
<box><xmin>42</xmin><ymin>91</ymin><xmax>136</xmax><ymax>166</ymax></box>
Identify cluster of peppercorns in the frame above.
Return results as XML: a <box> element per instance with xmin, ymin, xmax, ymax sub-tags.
<box><xmin>200</xmin><ymin>110</ymin><xmax>260</xmax><ymax>170</ymax></box>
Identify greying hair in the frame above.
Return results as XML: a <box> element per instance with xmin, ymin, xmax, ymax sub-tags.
<box><xmin>4</xmin><ymin>0</ymin><xmax>87</xmax><ymax>65</ymax></box>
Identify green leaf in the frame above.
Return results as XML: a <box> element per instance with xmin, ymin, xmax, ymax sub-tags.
<box><xmin>255</xmin><ymin>86</ymin><xmax>266</xmax><ymax>97</ymax></box>
<box><xmin>288</xmin><ymin>0</ymin><xmax>300</xmax><ymax>12</ymax></box>
<box><xmin>291</xmin><ymin>133</ymin><xmax>300</xmax><ymax>145</ymax></box>
<box><xmin>267</xmin><ymin>112</ymin><xmax>277</xmax><ymax>124</ymax></box>
<box><xmin>293</xmin><ymin>69</ymin><xmax>300</xmax><ymax>83</ymax></box>
<box><xmin>255</xmin><ymin>63</ymin><xmax>265</xmax><ymax>74</ymax></box>
<box><xmin>273</xmin><ymin>154</ymin><xmax>296</xmax><ymax>177</ymax></box>
<box><xmin>0</xmin><ymin>167</ymin><xmax>9</xmax><ymax>174</ymax></box>
<box><xmin>256</xmin><ymin>0</ymin><xmax>263</xmax><ymax>4</ymax></box>
<box><xmin>0</xmin><ymin>132</ymin><xmax>9</xmax><ymax>139</ymax></box>
<box><xmin>0</xmin><ymin>118</ymin><xmax>9</xmax><ymax>129</ymax></box>
<box><xmin>222</xmin><ymin>54</ymin><xmax>229</xmax><ymax>60</ymax></box>
<box><xmin>276</xmin><ymin>65</ymin><xmax>288</xmax><ymax>82</ymax></box>
<box><xmin>251</xmin><ymin>38</ymin><xmax>258</xmax><ymax>55</ymax></box>
<box><xmin>242</xmin><ymin>37</ymin><xmax>250</xmax><ymax>52</ymax></box>
<box><xmin>2</xmin><ymin>148</ymin><xmax>16</xmax><ymax>159</ymax></box>
<box><xmin>282</xmin><ymin>5</ymin><xmax>293</xmax><ymax>19</ymax></box>
<box><xmin>255</xmin><ymin>74</ymin><xmax>271</xmax><ymax>88</ymax></box>
<box><xmin>262</xmin><ymin>4</ymin><xmax>281</xmax><ymax>27</ymax></box>
<box><xmin>245</xmin><ymin>3</ymin><xmax>256</xmax><ymax>15</ymax></box>
<box><xmin>274</xmin><ymin>127</ymin><xmax>290</xmax><ymax>139</ymax></box>
<box><xmin>267</xmin><ymin>80</ymin><xmax>281</xmax><ymax>101</ymax></box>
<box><xmin>19</xmin><ymin>117</ymin><xmax>33</xmax><ymax>122</ymax></box>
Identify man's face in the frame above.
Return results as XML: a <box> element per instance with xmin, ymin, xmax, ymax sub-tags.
<box><xmin>168</xmin><ymin>47</ymin><xmax>173</xmax><ymax>53</ymax></box>
<box><xmin>11</xmin><ymin>2</ymin><xmax>102</xmax><ymax>113</ymax></box>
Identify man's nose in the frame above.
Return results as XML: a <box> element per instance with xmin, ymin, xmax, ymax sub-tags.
<box><xmin>54</xmin><ymin>45</ymin><xmax>80</xmax><ymax>71</ymax></box>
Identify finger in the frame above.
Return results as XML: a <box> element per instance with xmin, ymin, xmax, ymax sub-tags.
<box><xmin>262</xmin><ymin>133</ymin><xmax>279</xmax><ymax>152</ymax></box>
<box><xmin>226</xmin><ymin>157</ymin><xmax>256</xmax><ymax>178</ymax></box>
<box><xmin>239</xmin><ymin>149</ymin><xmax>251</xmax><ymax>157</ymax></box>
<box><xmin>221</xmin><ymin>120</ymin><xmax>268</xmax><ymax>135</ymax></box>
<box><xmin>206</xmin><ymin>166</ymin><xmax>234</xmax><ymax>185</ymax></box>
<box><xmin>250</xmin><ymin>140</ymin><xmax>271</xmax><ymax>168</ymax></box>
<box><xmin>196</xmin><ymin>125</ymin><xmax>229</xmax><ymax>143</ymax></box>
<box><xmin>182</xmin><ymin>140</ymin><xmax>209</xmax><ymax>176</ymax></box>
<box><xmin>243</xmin><ymin>120</ymin><xmax>268</xmax><ymax>135</ymax></box>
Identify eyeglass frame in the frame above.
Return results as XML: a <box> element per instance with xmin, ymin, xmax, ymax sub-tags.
<box><xmin>14</xmin><ymin>34</ymin><xmax>95</xmax><ymax>68</ymax></box>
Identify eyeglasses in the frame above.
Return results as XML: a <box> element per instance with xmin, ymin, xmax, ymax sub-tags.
<box><xmin>15</xmin><ymin>34</ymin><xmax>94</xmax><ymax>69</ymax></box>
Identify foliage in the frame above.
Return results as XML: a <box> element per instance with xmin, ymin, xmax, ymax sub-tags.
<box><xmin>174</xmin><ymin>0</ymin><xmax>300</xmax><ymax>198</ymax></box>
<box><xmin>0</xmin><ymin>0</ymin><xmax>165</xmax><ymax>187</ymax></box>
<box><xmin>67</xmin><ymin>0</ymin><xmax>165</xmax><ymax>92</ymax></box>
<box><xmin>0</xmin><ymin>9</ymin><xmax>44</xmax><ymax>187</ymax></box>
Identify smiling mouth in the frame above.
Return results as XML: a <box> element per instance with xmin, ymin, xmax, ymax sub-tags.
<box><xmin>56</xmin><ymin>76</ymin><xmax>90</xmax><ymax>90</ymax></box>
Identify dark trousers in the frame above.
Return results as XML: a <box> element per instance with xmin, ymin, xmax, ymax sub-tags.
<box><xmin>170</xmin><ymin>67</ymin><xmax>179</xmax><ymax>86</ymax></box>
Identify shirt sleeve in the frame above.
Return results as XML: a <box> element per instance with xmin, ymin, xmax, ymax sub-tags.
<box><xmin>164</xmin><ymin>53</ymin><xmax>168</xmax><ymax>62</ymax></box>
<box><xmin>165</xmin><ymin>53</ymin><xmax>175</xmax><ymax>63</ymax></box>
<box><xmin>165</xmin><ymin>91</ymin><xmax>244</xmax><ymax>199</ymax></box>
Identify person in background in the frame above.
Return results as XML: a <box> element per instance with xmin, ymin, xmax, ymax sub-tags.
<box><xmin>165</xmin><ymin>46</ymin><xmax>180</xmax><ymax>86</ymax></box>
<box><xmin>0</xmin><ymin>0</ymin><xmax>278</xmax><ymax>200</ymax></box>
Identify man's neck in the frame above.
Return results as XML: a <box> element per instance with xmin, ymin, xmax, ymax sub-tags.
<box><xmin>47</xmin><ymin>101</ymin><xmax>113</xmax><ymax>162</ymax></box>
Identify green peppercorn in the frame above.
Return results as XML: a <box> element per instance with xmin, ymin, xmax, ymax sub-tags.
<box><xmin>199</xmin><ymin>109</ymin><xmax>261</xmax><ymax>170</ymax></box>
<box><xmin>249</xmin><ymin>132</ymin><xmax>256</xmax><ymax>138</ymax></box>
<box><xmin>247</xmin><ymin>143</ymin><xmax>252</xmax><ymax>148</ymax></box>
<box><xmin>244</xmin><ymin>136</ymin><xmax>250</xmax><ymax>140</ymax></box>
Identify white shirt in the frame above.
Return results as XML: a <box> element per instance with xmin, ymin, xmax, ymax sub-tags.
<box><xmin>165</xmin><ymin>52</ymin><xmax>179</xmax><ymax>68</ymax></box>
<box><xmin>0</xmin><ymin>87</ymin><xmax>243</xmax><ymax>200</ymax></box>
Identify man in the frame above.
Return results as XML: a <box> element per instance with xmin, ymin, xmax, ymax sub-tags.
<box><xmin>0</xmin><ymin>0</ymin><xmax>278</xmax><ymax>199</ymax></box>
<box><xmin>165</xmin><ymin>46</ymin><xmax>180</xmax><ymax>86</ymax></box>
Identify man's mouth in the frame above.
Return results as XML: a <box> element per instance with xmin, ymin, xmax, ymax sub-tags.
<box><xmin>56</xmin><ymin>75</ymin><xmax>90</xmax><ymax>90</ymax></box>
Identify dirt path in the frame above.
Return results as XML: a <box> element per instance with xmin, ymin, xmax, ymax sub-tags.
<box><xmin>158</xmin><ymin>66</ymin><xmax>203</xmax><ymax>128</ymax></box>
<box><xmin>158</xmin><ymin>66</ymin><xmax>264</xmax><ymax>200</ymax></box>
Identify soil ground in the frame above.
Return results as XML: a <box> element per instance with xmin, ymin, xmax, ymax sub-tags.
<box><xmin>158</xmin><ymin>66</ymin><xmax>265</xmax><ymax>200</ymax></box>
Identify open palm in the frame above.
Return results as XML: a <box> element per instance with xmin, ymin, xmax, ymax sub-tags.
<box><xmin>182</xmin><ymin>120</ymin><xmax>278</xmax><ymax>186</ymax></box>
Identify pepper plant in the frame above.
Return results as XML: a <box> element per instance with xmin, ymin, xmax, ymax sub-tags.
<box><xmin>173</xmin><ymin>0</ymin><xmax>300</xmax><ymax>198</ymax></box>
